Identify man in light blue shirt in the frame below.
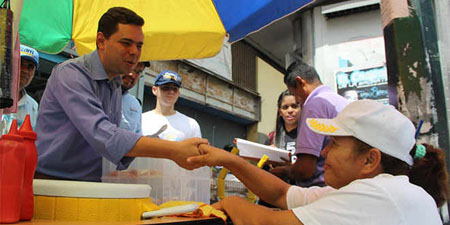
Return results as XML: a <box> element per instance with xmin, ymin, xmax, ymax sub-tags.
<box><xmin>1</xmin><ymin>45</ymin><xmax>39</xmax><ymax>134</ymax></box>
<box><xmin>120</xmin><ymin>61</ymin><xmax>148</xmax><ymax>135</ymax></box>
<box><xmin>35</xmin><ymin>7</ymin><xmax>207</xmax><ymax>182</ymax></box>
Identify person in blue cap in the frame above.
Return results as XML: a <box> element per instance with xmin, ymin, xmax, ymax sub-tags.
<box><xmin>1</xmin><ymin>44</ymin><xmax>39</xmax><ymax>134</ymax></box>
<box><xmin>142</xmin><ymin>70</ymin><xmax>201</xmax><ymax>141</ymax></box>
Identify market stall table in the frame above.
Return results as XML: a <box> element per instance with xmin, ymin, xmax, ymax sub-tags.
<box><xmin>20</xmin><ymin>217</ymin><xmax>227</xmax><ymax>225</ymax></box>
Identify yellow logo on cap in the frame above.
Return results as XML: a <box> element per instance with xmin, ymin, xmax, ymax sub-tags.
<box><xmin>308</xmin><ymin>118</ymin><xmax>338</xmax><ymax>133</ymax></box>
<box><xmin>21</xmin><ymin>52</ymin><xmax>34</xmax><ymax>57</ymax></box>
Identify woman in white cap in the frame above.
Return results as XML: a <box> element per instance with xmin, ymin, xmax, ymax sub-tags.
<box><xmin>188</xmin><ymin>99</ymin><xmax>448</xmax><ymax>225</ymax></box>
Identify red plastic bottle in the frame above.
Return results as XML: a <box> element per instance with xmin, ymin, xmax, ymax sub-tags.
<box><xmin>0</xmin><ymin>120</ymin><xmax>25</xmax><ymax>223</ymax></box>
<box><xmin>18</xmin><ymin>115</ymin><xmax>37</xmax><ymax>221</ymax></box>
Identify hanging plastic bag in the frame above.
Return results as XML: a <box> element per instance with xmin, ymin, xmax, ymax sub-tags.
<box><xmin>0</xmin><ymin>0</ymin><xmax>13</xmax><ymax>109</ymax></box>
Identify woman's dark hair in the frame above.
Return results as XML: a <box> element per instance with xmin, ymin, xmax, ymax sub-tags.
<box><xmin>98</xmin><ymin>7</ymin><xmax>145</xmax><ymax>39</ymax></box>
<box><xmin>354</xmin><ymin>138</ymin><xmax>449</xmax><ymax>207</ymax></box>
<box><xmin>274</xmin><ymin>90</ymin><xmax>295</xmax><ymax>147</ymax></box>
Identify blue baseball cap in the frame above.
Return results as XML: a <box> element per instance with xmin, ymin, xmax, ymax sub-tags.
<box><xmin>20</xmin><ymin>45</ymin><xmax>39</xmax><ymax>68</ymax></box>
<box><xmin>154</xmin><ymin>70</ymin><xmax>182</xmax><ymax>87</ymax></box>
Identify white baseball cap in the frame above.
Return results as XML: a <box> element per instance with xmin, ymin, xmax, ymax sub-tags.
<box><xmin>306</xmin><ymin>99</ymin><xmax>416</xmax><ymax>165</ymax></box>
<box><xmin>20</xmin><ymin>44</ymin><xmax>39</xmax><ymax>68</ymax></box>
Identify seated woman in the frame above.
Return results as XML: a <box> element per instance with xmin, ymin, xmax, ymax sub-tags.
<box><xmin>188</xmin><ymin>100</ymin><xmax>448</xmax><ymax>225</ymax></box>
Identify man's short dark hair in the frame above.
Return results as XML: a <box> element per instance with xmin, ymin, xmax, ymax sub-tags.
<box><xmin>98</xmin><ymin>7</ymin><xmax>144</xmax><ymax>39</ymax></box>
<box><xmin>284</xmin><ymin>61</ymin><xmax>322</xmax><ymax>87</ymax></box>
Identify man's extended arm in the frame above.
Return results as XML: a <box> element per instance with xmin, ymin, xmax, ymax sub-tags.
<box><xmin>127</xmin><ymin>137</ymin><xmax>208</xmax><ymax>170</ymax></box>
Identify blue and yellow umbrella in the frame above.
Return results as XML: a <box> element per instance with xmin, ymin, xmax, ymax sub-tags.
<box><xmin>19</xmin><ymin>0</ymin><xmax>314</xmax><ymax>61</ymax></box>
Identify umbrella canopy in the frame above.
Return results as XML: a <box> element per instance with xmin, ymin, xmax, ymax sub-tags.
<box><xmin>19</xmin><ymin>0</ymin><xmax>314</xmax><ymax>61</ymax></box>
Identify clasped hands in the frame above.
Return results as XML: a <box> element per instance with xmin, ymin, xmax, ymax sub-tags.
<box><xmin>172</xmin><ymin>137</ymin><xmax>230</xmax><ymax>170</ymax></box>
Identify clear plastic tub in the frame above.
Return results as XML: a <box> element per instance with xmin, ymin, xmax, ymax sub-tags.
<box><xmin>101</xmin><ymin>157</ymin><xmax>211</xmax><ymax>205</ymax></box>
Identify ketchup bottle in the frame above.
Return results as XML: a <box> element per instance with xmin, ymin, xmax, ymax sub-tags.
<box><xmin>0</xmin><ymin>119</ymin><xmax>25</xmax><ymax>223</ymax></box>
<box><xmin>18</xmin><ymin>115</ymin><xmax>37</xmax><ymax>221</ymax></box>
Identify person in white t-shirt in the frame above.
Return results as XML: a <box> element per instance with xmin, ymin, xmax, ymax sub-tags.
<box><xmin>140</xmin><ymin>70</ymin><xmax>207</xmax><ymax>203</ymax></box>
<box><xmin>142</xmin><ymin>70</ymin><xmax>201</xmax><ymax>140</ymax></box>
<box><xmin>188</xmin><ymin>100</ymin><xmax>448</xmax><ymax>225</ymax></box>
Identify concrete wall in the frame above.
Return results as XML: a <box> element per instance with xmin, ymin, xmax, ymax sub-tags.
<box><xmin>256</xmin><ymin>57</ymin><xmax>288</xmax><ymax>139</ymax></box>
<box><xmin>144</xmin><ymin>61</ymin><xmax>260</xmax><ymax>122</ymax></box>
<box><xmin>312</xmin><ymin>8</ymin><xmax>384</xmax><ymax>91</ymax></box>
<box><xmin>435</xmin><ymin>0</ymin><xmax>450</xmax><ymax>151</ymax></box>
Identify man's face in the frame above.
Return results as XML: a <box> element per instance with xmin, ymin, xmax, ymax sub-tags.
<box><xmin>97</xmin><ymin>23</ymin><xmax>144</xmax><ymax>78</ymax></box>
<box><xmin>287</xmin><ymin>77</ymin><xmax>307</xmax><ymax>105</ymax></box>
<box><xmin>20</xmin><ymin>58</ymin><xmax>36</xmax><ymax>90</ymax></box>
<box><xmin>121</xmin><ymin>62</ymin><xmax>145</xmax><ymax>92</ymax></box>
<box><xmin>152</xmin><ymin>83</ymin><xmax>180</xmax><ymax>107</ymax></box>
<box><xmin>287</xmin><ymin>85</ymin><xmax>305</xmax><ymax>105</ymax></box>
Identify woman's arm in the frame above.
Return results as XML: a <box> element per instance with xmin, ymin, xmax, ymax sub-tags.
<box><xmin>216</xmin><ymin>196</ymin><xmax>303</xmax><ymax>225</ymax></box>
<box><xmin>188</xmin><ymin>144</ymin><xmax>292</xmax><ymax>208</ymax></box>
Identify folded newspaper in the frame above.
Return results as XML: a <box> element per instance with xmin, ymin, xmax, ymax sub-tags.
<box><xmin>235</xmin><ymin>138</ymin><xmax>289</xmax><ymax>163</ymax></box>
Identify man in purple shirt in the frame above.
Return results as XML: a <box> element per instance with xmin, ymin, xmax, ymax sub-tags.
<box><xmin>283</xmin><ymin>61</ymin><xmax>348</xmax><ymax>187</ymax></box>
<box><xmin>35</xmin><ymin>7</ymin><xmax>207</xmax><ymax>182</ymax></box>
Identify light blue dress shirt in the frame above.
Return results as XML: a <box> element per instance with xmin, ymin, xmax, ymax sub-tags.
<box><xmin>120</xmin><ymin>92</ymin><xmax>142</xmax><ymax>135</ymax></box>
<box><xmin>35</xmin><ymin>50</ymin><xmax>142</xmax><ymax>181</ymax></box>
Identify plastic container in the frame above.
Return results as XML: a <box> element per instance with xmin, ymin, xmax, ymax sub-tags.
<box><xmin>18</xmin><ymin>115</ymin><xmax>37</xmax><ymax>221</ymax></box>
<box><xmin>33</xmin><ymin>179</ymin><xmax>155</xmax><ymax>222</ymax></box>
<box><xmin>102</xmin><ymin>157</ymin><xmax>211</xmax><ymax>205</ymax></box>
<box><xmin>0</xmin><ymin>120</ymin><xmax>25</xmax><ymax>223</ymax></box>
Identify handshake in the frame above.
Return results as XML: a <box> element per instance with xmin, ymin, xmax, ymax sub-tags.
<box><xmin>170</xmin><ymin>137</ymin><xmax>234</xmax><ymax>170</ymax></box>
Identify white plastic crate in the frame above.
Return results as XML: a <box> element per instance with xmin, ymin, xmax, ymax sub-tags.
<box><xmin>102</xmin><ymin>157</ymin><xmax>211</xmax><ymax>205</ymax></box>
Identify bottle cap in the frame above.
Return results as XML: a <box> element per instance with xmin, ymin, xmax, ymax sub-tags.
<box><xmin>8</xmin><ymin>119</ymin><xmax>18</xmax><ymax>134</ymax></box>
<box><xmin>18</xmin><ymin>115</ymin><xmax>37</xmax><ymax>139</ymax></box>
<box><xmin>2</xmin><ymin>119</ymin><xmax>24</xmax><ymax>141</ymax></box>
